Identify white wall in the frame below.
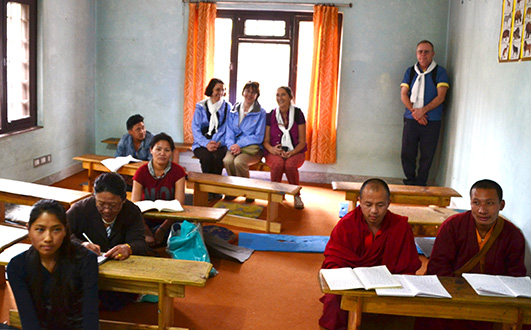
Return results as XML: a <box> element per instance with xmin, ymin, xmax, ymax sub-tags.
<box><xmin>95</xmin><ymin>0</ymin><xmax>188</xmax><ymax>156</ymax></box>
<box><xmin>94</xmin><ymin>0</ymin><xmax>450</xmax><ymax>182</ymax></box>
<box><xmin>440</xmin><ymin>0</ymin><xmax>531</xmax><ymax>270</ymax></box>
<box><xmin>0</xmin><ymin>0</ymin><xmax>96</xmax><ymax>182</ymax></box>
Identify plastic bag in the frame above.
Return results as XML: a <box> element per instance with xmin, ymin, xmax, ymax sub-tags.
<box><xmin>167</xmin><ymin>221</ymin><xmax>218</xmax><ymax>277</ymax></box>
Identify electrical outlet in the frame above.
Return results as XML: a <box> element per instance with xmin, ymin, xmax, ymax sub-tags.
<box><xmin>33</xmin><ymin>154</ymin><xmax>52</xmax><ymax>167</ymax></box>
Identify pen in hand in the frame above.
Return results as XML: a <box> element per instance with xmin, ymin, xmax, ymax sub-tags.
<box><xmin>82</xmin><ymin>233</ymin><xmax>101</xmax><ymax>255</ymax></box>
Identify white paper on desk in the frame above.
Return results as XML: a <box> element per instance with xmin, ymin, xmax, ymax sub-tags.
<box><xmin>320</xmin><ymin>268</ymin><xmax>364</xmax><ymax>290</ymax></box>
<box><xmin>498</xmin><ymin>276</ymin><xmax>531</xmax><ymax>298</ymax></box>
<box><xmin>97</xmin><ymin>255</ymin><xmax>109</xmax><ymax>266</ymax></box>
<box><xmin>463</xmin><ymin>273</ymin><xmax>531</xmax><ymax>298</ymax></box>
<box><xmin>353</xmin><ymin>265</ymin><xmax>402</xmax><ymax>290</ymax></box>
<box><xmin>376</xmin><ymin>275</ymin><xmax>452</xmax><ymax>298</ymax></box>
<box><xmin>100</xmin><ymin>155</ymin><xmax>141</xmax><ymax>172</ymax></box>
<box><xmin>135</xmin><ymin>199</ymin><xmax>184</xmax><ymax>213</ymax></box>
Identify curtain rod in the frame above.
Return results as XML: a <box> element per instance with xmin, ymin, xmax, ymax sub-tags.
<box><xmin>183</xmin><ymin>0</ymin><xmax>352</xmax><ymax>8</ymax></box>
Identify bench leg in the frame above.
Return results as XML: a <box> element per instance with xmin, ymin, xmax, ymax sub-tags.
<box><xmin>87</xmin><ymin>163</ymin><xmax>96</xmax><ymax>192</ymax></box>
<box><xmin>267</xmin><ymin>201</ymin><xmax>280</xmax><ymax>233</ymax></box>
<box><xmin>158</xmin><ymin>284</ymin><xmax>174</xmax><ymax>330</ymax></box>
<box><xmin>0</xmin><ymin>200</ymin><xmax>5</xmax><ymax>223</ymax></box>
<box><xmin>343</xmin><ymin>296</ymin><xmax>363</xmax><ymax>330</ymax></box>
<box><xmin>192</xmin><ymin>183</ymin><xmax>209</xmax><ymax>206</ymax></box>
<box><xmin>172</xmin><ymin>150</ymin><xmax>180</xmax><ymax>164</ymax></box>
<box><xmin>0</xmin><ymin>266</ymin><xmax>5</xmax><ymax>288</ymax></box>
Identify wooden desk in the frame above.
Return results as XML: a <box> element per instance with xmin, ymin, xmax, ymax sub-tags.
<box><xmin>332</xmin><ymin>181</ymin><xmax>462</xmax><ymax>211</ymax></box>
<box><xmin>0</xmin><ymin>226</ymin><xmax>28</xmax><ymax>288</ymax></box>
<box><xmin>1</xmin><ymin>246</ymin><xmax>211</xmax><ymax>330</ymax></box>
<box><xmin>102</xmin><ymin>138</ymin><xmax>193</xmax><ymax>164</ymax></box>
<box><xmin>143</xmin><ymin>205</ymin><xmax>229</xmax><ymax>224</ymax></box>
<box><xmin>388</xmin><ymin>205</ymin><xmax>460</xmax><ymax>236</ymax></box>
<box><xmin>186</xmin><ymin>172</ymin><xmax>301</xmax><ymax>233</ymax></box>
<box><xmin>320</xmin><ymin>275</ymin><xmax>531</xmax><ymax>330</ymax></box>
<box><xmin>73</xmin><ymin>154</ymin><xmax>147</xmax><ymax>192</ymax></box>
<box><xmin>0</xmin><ymin>178</ymin><xmax>91</xmax><ymax>221</ymax></box>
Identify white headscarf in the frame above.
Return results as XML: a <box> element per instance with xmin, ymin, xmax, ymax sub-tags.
<box><xmin>207</xmin><ymin>98</ymin><xmax>222</xmax><ymax>137</ymax></box>
<box><xmin>275</xmin><ymin>105</ymin><xmax>295</xmax><ymax>151</ymax></box>
<box><xmin>410</xmin><ymin>60</ymin><xmax>437</xmax><ymax>109</ymax></box>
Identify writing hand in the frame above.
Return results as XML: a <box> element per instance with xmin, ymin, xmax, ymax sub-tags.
<box><xmin>82</xmin><ymin>242</ymin><xmax>101</xmax><ymax>255</ymax></box>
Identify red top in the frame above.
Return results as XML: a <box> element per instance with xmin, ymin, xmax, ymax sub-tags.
<box><xmin>322</xmin><ymin>206</ymin><xmax>421</xmax><ymax>274</ymax></box>
<box><xmin>427</xmin><ymin>211</ymin><xmax>526</xmax><ymax>277</ymax></box>
<box><xmin>133</xmin><ymin>162</ymin><xmax>186</xmax><ymax>201</ymax></box>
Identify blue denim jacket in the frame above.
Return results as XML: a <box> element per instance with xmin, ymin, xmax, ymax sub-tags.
<box><xmin>225</xmin><ymin>101</ymin><xmax>266</xmax><ymax>148</ymax></box>
<box><xmin>115</xmin><ymin>131</ymin><xmax>154</xmax><ymax>160</ymax></box>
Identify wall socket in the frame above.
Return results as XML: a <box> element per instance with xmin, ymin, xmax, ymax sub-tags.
<box><xmin>33</xmin><ymin>154</ymin><xmax>52</xmax><ymax>168</ymax></box>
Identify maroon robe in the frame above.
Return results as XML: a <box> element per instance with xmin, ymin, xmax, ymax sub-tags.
<box><xmin>319</xmin><ymin>206</ymin><xmax>421</xmax><ymax>330</ymax></box>
<box><xmin>416</xmin><ymin>211</ymin><xmax>527</xmax><ymax>330</ymax></box>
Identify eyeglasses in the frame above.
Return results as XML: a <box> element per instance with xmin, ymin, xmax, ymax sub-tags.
<box><xmin>95</xmin><ymin>199</ymin><xmax>123</xmax><ymax>211</ymax></box>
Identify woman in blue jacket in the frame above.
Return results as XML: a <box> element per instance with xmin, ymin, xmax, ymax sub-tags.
<box><xmin>223</xmin><ymin>81</ymin><xmax>266</xmax><ymax>187</ymax></box>
<box><xmin>192</xmin><ymin>78</ymin><xmax>232</xmax><ymax>175</ymax></box>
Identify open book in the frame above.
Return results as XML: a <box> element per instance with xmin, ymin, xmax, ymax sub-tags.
<box><xmin>320</xmin><ymin>265</ymin><xmax>402</xmax><ymax>290</ymax></box>
<box><xmin>101</xmin><ymin>155</ymin><xmax>142</xmax><ymax>172</ymax></box>
<box><xmin>134</xmin><ymin>199</ymin><xmax>184</xmax><ymax>213</ymax></box>
<box><xmin>376</xmin><ymin>275</ymin><xmax>452</xmax><ymax>298</ymax></box>
<box><xmin>463</xmin><ymin>273</ymin><xmax>531</xmax><ymax>298</ymax></box>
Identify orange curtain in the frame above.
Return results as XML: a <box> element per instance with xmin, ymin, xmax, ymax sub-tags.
<box><xmin>306</xmin><ymin>5</ymin><xmax>339</xmax><ymax>164</ymax></box>
<box><xmin>183</xmin><ymin>2</ymin><xmax>217</xmax><ymax>143</ymax></box>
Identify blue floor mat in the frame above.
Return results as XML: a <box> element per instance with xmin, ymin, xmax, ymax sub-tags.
<box><xmin>238</xmin><ymin>233</ymin><xmax>329</xmax><ymax>253</ymax></box>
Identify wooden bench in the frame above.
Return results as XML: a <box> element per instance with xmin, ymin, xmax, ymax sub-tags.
<box><xmin>1</xmin><ymin>245</ymin><xmax>211</xmax><ymax>330</ymax></box>
<box><xmin>186</xmin><ymin>172</ymin><xmax>301</xmax><ymax>233</ymax></box>
<box><xmin>143</xmin><ymin>205</ymin><xmax>229</xmax><ymax>224</ymax></box>
<box><xmin>191</xmin><ymin>155</ymin><xmax>271</xmax><ymax>172</ymax></box>
<box><xmin>332</xmin><ymin>181</ymin><xmax>462</xmax><ymax>211</ymax></box>
<box><xmin>0</xmin><ymin>178</ymin><xmax>91</xmax><ymax>222</ymax></box>
<box><xmin>9</xmin><ymin>310</ymin><xmax>187</xmax><ymax>330</ymax></box>
<box><xmin>73</xmin><ymin>154</ymin><xmax>147</xmax><ymax>192</ymax></box>
<box><xmin>102</xmin><ymin>138</ymin><xmax>193</xmax><ymax>164</ymax></box>
<box><xmin>248</xmin><ymin>159</ymin><xmax>270</xmax><ymax>171</ymax></box>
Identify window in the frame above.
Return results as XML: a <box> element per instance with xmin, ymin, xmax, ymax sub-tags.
<box><xmin>214</xmin><ymin>10</ymin><xmax>314</xmax><ymax>113</ymax></box>
<box><xmin>0</xmin><ymin>0</ymin><xmax>37</xmax><ymax>135</ymax></box>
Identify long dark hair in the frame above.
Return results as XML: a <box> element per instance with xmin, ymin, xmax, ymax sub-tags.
<box><xmin>27</xmin><ymin>199</ymin><xmax>89</xmax><ymax>329</ymax></box>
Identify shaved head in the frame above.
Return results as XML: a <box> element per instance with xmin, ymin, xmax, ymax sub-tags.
<box><xmin>359</xmin><ymin>178</ymin><xmax>391</xmax><ymax>200</ymax></box>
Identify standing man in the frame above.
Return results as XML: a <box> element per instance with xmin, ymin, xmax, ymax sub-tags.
<box><xmin>115</xmin><ymin>114</ymin><xmax>154</xmax><ymax>161</ymax></box>
<box><xmin>319</xmin><ymin>178</ymin><xmax>421</xmax><ymax>330</ymax></box>
<box><xmin>417</xmin><ymin>179</ymin><xmax>526</xmax><ymax>330</ymax></box>
<box><xmin>400</xmin><ymin>40</ymin><xmax>449</xmax><ymax>186</ymax></box>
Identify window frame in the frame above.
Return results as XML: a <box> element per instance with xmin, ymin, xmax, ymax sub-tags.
<box><xmin>216</xmin><ymin>10</ymin><xmax>313</xmax><ymax>105</ymax></box>
<box><xmin>0</xmin><ymin>0</ymin><xmax>37</xmax><ymax>135</ymax></box>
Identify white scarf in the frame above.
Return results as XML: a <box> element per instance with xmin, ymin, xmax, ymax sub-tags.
<box><xmin>275</xmin><ymin>105</ymin><xmax>295</xmax><ymax>151</ymax></box>
<box><xmin>207</xmin><ymin>98</ymin><xmax>222</xmax><ymax>137</ymax></box>
<box><xmin>410</xmin><ymin>60</ymin><xmax>437</xmax><ymax>108</ymax></box>
<box><xmin>239</xmin><ymin>102</ymin><xmax>254</xmax><ymax>124</ymax></box>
